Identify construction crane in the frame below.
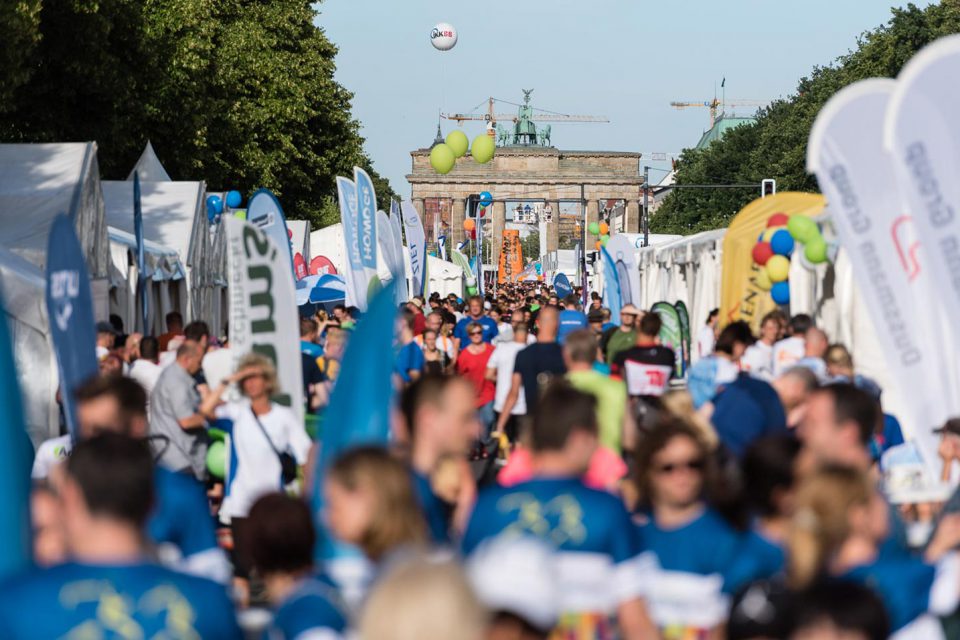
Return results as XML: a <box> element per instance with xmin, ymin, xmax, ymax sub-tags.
<box><xmin>443</xmin><ymin>93</ymin><xmax>608</xmax><ymax>127</ymax></box>
<box><xmin>670</xmin><ymin>97</ymin><xmax>768</xmax><ymax>128</ymax></box>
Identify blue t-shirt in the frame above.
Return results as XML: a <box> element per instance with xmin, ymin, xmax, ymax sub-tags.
<box><xmin>394</xmin><ymin>342</ymin><xmax>424</xmax><ymax>383</ymax></box>
<box><xmin>635</xmin><ymin>509</ymin><xmax>745</xmax><ymax>631</ymax></box>
<box><xmin>453</xmin><ymin>316</ymin><xmax>499</xmax><ymax>347</ymax></box>
<box><xmin>711</xmin><ymin>373</ymin><xmax>787</xmax><ymax>458</ymax></box>
<box><xmin>558</xmin><ymin>310</ymin><xmax>588</xmax><ymax>343</ymax></box>
<box><xmin>0</xmin><ymin>562</ymin><xmax>241</xmax><ymax>639</ymax></box>
<box><xmin>301</xmin><ymin>340</ymin><xmax>324</xmax><ymax>359</ymax></box>
<box><xmin>842</xmin><ymin>557</ymin><xmax>944</xmax><ymax>632</ymax></box>
<box><xmin>724</xmin><ymin>529</ymin><xmax>786</xmax><ymax>594</ymax></box>
<box><xmin>462</xmin><ymin>476</ymin><xmax>646</xmax><ymax>623</ymax></box>
<box><xmin>266</xmin><ymin>575</ymin><xmax>348</xmax><ymax>640</ymax></box>
<box><xmin>148</xmin><ymin>467</ymin><xmax>227</xmax><ymax>579</ymax></box>
<box><xmin>412</xmin><ymin>470</ymin><xmax>452</xmax><ymax>544</ymax></box>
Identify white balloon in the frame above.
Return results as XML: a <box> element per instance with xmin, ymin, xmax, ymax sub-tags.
<box><xmin>431</xmin><ymin>23</ymin><xmax>458</xmax><ymax>51</ymax></box>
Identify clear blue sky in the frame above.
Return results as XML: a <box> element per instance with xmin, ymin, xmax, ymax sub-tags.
<box><xmin>316</xmin><ymin>0</ymin><xmax>935</xmax><ymax>197</ymax></box>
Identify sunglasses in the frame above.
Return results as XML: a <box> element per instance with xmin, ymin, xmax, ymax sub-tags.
<box><xmin>469</xmin><ymin>331</ymin><xmax>483</xmax><ymax>337</ymax></box>
<box><xmin>654</xmin><ymin>459</ymin><xmax>705</xmax><ymax>474</ymax></box>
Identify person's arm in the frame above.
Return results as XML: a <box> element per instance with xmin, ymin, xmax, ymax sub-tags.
<box><xmin>617</xmin><ymin>597</ymin><xmax>659</xmax><ymax>640</ymax></box>
<box><xmin>198</xmin><ymin>370</ymin><xmax>246</xmax><ymax>420</ymax></box>
<box><xmin>494</xmin><ymin>372</ymin><xmax>522</xmax><ymax>434</ymax></box>
<box><xmin>622</xmin><ymin>402</ymin><xmax>638</xmax><ymax>455</ymax></box>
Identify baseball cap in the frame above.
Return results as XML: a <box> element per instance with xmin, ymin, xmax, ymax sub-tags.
<box><xmin>933</xmin><ymin>418</ymin><xmax>960</xmax><ymax>437</ymax></box>
<box><xmin>95</xmin><ymin>321</ymin><xmax>118</xmax><ymax>335</ymax></box>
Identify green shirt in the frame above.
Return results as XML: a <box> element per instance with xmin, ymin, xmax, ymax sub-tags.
<box><xmin>567</xmin><ymin>369</ymin><xmax>628</xmax><ymax>454</ymax></box>
<box><xmin>605</xmin><ymin>329</ymin><xmax>637</xmax><ymax>365</ymax></box>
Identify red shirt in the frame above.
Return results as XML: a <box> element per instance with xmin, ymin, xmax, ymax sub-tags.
<box><xmin>456</xmin><ymin>344</ymin><xmax>496</xmax><ymax>407</ymax></box>
<box><xmin>413</xmin><ymin>311</ymin><xmax>426</xmax><ymax>336</ymax></box>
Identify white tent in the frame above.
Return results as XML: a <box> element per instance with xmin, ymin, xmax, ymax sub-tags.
<box><xmin>0</xmin><ymin>142</ymin><xmax>111</xmax><ymax>315</ymax></box>
<box><xmin>0</xmin><ymin>247</ymin><xmax>58</xmax><ymax>444</ymax></box>
<box><xmin>101</xmin><ymin>180</ymin><xmax>221</xmax><ymax>330</ymax></box>
<box><xmin>127</xmin><ymin>141</ymin><xmax>172</xmax><ymax>182</ymax></box>
<box><xmin>106</xmin><ymin>227</ymin><xmax>187</xmax><ymax>335</ymax></box>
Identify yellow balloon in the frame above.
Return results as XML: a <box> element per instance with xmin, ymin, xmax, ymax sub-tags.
<box><xmin>430</xmin><ymin>143</ymin><xmax>456</xmax><ymax>174</ymax></box>
<box><xmin>766</xmin><ymin>255</ymin><xmax>790</xmax><ymax>283</ymax></box>
<box><xmin>445</xmin><ymin>130</ymin><xmax>469</xmax><ymax>158</ymax></box>
<box><xmin>755</xmin><ymin>268</ymin><xmax>772</xmax><ymax>291</ymax></box>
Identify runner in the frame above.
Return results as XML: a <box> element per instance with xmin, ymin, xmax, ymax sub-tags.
<box><xmin>455</xmin><ymin>322</ymin><xmax>497</xmax><ymax>433</ymax></box>
<box><xmin>602</xmin><ymin>304</ymin><xmax>639</xmax><ymax>365</ymax></box>
<box><xmin>696</xmin><ymin>308</ymin><xmax>719</xmax><ymax>360</ymax></box>
<box><xmin>486</xmin><ymin>323</ymin><xmax>529</xmax><ymax>442</ymax></box>
<box><xmin>611</xmin><ymin>313</ymin><xmax>675</xmax><ymax>400</ymax></box>
<box><xmin>452</xmin><ymin>296</ymin><xmax>498</xmax><ymax>350</ymax></box>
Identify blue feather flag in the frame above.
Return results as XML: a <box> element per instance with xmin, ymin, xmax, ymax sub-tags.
<box><xmin>0</xmin><ymin>294</ymin><xmax>33</xmax><ymax>578</ymax></box>
<box><xmin>601</xmin><ymin>246</ymin><xmax>622</xmax><ymax>317</ymax></box>
<box><xmin>312</xmin><ymin>284</ymin><xmax>397</xmax><ymax>561</ymax></box>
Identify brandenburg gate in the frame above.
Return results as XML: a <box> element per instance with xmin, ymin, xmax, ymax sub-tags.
<box><xmin>406</xmin><ymin>93</ymin><xmax>645</xmax><ymax>269</ymax></box>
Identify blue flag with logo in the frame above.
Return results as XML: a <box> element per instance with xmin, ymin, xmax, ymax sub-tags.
<box><xmin>601</xmin><ymin>246</ymin><xmax>622</xmax><ymax>317</ymax></box>
<box><xmin>312</xmin><ymin>284</ymin><xmax>396</xmax><ymax>560</ymax></box>
<box><xmin>553</xmin><ymin>272</ymin><xmax>573</xmax><ymax>299</ymax></box>
<box><xmin>246</xmin><ymin>189</ymin><xmax>295</xmax><ymax>280</ymax></box>
<box><xmin>0</xmin><ymin>296</ymin><xmax>32</xmax><ymax>579</ymax></box>
<box><xmin>45</xmin><ymin>215</ymin><xmax>98</xmax><ymax>441</ymax></box>
<box><xmin>354</xmin><ymin>167</ymin><xmax>379</xmax><ymax>304</ymax></box>
<box><xmin>133</xmin><ymin>171</ymin><xmax>148</xmax><ymax>332</ymax></box>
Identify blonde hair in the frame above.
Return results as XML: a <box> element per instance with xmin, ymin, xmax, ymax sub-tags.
<box><xmin>359</xmin><ymin>557</ymin><xmax>487</xmax><ymax>640</ymax></box>
<box><xmin>235</xmin><ymin>352</ymin><xmax>279</xmax><ymax>397</ymax></box>
<box><xmin>661</xmin><ymin>390</ymin><xmax>718</xmax><ymax>449</ymax></box>
<box><xmin>787</xmin><ymin>465</ymin><xmax>873</xmax><ymax>589</ymax></box>
<box><xmin>328</xmin><ymin>447</ymin><xmax>427</xmax><ymax>561</ymax></box>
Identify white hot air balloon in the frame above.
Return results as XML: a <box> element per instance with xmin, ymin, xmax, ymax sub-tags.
<box><xmin>431</xmin><ymin>23</ymin><xmax>458</xmax><ymax>51</ymax></box>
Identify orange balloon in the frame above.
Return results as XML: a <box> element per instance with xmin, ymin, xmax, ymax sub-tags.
<box><xmin>463</xmin><ymin>218</ymin><xmax>476</xmax><ymax>231</ymax></box>
<box><xmin>599</xmin><ymin>222</ymin><xmax>609</xmax><ymax>235</ymax></box>
<box><xmin>595</xmin><ymin>240</ymin><xmax>602</xmax><ymax>250</ymax></box>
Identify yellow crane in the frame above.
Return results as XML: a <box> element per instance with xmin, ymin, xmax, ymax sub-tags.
<box><xmin>443</xmin><ymin>95</ymin><xmax>608</xmax><ymax>127</ymax></box>
<box><xmin>670</xmin><ymin>97</ymin><xmax>767</xmax><ymax>128</ymax></box>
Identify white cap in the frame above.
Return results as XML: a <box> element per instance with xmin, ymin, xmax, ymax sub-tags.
<box><xmin>483</xmin><ymin>301</ymin><xmax>492</xmax><ymax>310</ymax></box>
<box><xmin>466</xmin><ymin>535</ymin><xmax>559</xmax><ymax>631</ymax></box>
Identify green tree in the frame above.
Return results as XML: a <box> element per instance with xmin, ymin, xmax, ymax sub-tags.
<box><xmin>519</xmin><ymin>231</ymin><xmax>540</xmax><ymax>262</ymax></box>
<box><xmin>653</xmin><ymin>2</ymin><xmax>960</xmax><ymax>234</ymax></box>
<box><xmin>0</xmin><ymin>0</ymin><xmax>395</xmax><ymax>227</ymax></box>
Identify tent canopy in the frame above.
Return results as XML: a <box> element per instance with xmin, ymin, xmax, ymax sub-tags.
<box><xmin>127</xmin><ymin>141</ymin><xmax>172</xmax><ymax>182</ymax></box>
<box><xmin>102</xmin><ymin>179</ymin><xmax>217</xmax><ymax>323</ymax></box>
<box><xmin>0</xmin><ymin>142</ymin><xmax>109</xmax><ymax>279</ymax></box>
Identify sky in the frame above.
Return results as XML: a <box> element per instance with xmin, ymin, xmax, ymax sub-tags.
<box><xmin>316</xmin><ymin>0</ymin><xmax>937</xmax><ymax>197</ymax></box>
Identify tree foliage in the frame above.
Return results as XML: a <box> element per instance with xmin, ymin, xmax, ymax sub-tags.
<box><xmin>0</xmin><ymin>0</ymin><xmax>395</xmax><ymax>226</ymax></box>
<box><xmin>653</xmin><ymin>2</ymin><xmax>960</xmax><ymax>234</ymax></box>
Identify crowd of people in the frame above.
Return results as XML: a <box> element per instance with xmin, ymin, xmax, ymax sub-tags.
<box><xmin>13</xmin><ymin>284</ymin><xmax>960</xmax><ymax>640</ymax></box>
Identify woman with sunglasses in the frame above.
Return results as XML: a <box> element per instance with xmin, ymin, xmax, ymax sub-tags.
<box><xmin>455</xmin><ymin>322</ymin><xmax>496</xmax><ymax>433</ymax></box>
<box><xmin>632</xmin><ymin>419</ymin><xmax>745</xmax><ymax>638</ymax></box>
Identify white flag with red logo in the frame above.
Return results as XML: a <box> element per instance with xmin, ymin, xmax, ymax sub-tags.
<box><xmin>808</xmin><ymin>78</ymin><xmax>949</xmax><ymax>471</ymax></box>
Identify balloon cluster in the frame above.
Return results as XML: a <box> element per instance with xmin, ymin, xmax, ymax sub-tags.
<box><xmin>588</xmin><ymin>221</ymin><xmax>610</xmax><ymax>250</ymax></box>
<box><xmin>206</xmin><ymin>190</ymin><xmax>243</xmax><ymax>223</ymax></box>
<box><xmin>751</xmin><ymin>212</ymin><xmax>828</xmax><ymax>305</ymax></box>
<box><xmin>430</xmin><ymin>131</ymin><xmax>496</xmax><ymax>174</ymax></box>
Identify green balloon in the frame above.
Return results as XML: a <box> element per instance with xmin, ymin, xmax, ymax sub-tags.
<box><xmin>804</xmin><ymin>237</ymin><xmax>828</xmax><ymax>264</ymax></box>
<box><xmin>430</xmin><ymin>143</ymin><xmax>456</xmax><ymax>174</ymax></box>
<box><xmin>471</xmin><ymin>134</ymin><xmax>496</xmax><ymax>164</ymax></box>
<box><xmin>588</xmin><ymin>222</ymin><xmax>600</xmax><ymax>235</ymax></box>
<box><xmin>466</xmin><ymin>286</ymin><xmax>478</xmax><ymax>296</ymax></box>
<box><xmin>787</xmin><ymin>215</ymin><xmax>818</xmax><ymax>243</ymax></box>
<box><xmin>600</xmin><ymin>234</ymin><xmax>610</xmax><ymax>246</ymax></box>
<box><xmin>206</xmin><ymin>440</ymin><xmax>225</xmax><ymax>479</ymax></box>
<box><xmin>445</xmin><ymin>130</ymin><xmax>469</xmax><ymax>158</ymax></box>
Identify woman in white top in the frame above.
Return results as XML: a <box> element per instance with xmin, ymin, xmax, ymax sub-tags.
<box><xmin>200</xmin><ymin>352</ymin><xmax>313</xmax><ymax>603</ymax></box>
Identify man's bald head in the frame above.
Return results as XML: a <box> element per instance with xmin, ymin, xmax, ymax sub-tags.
<box><xmin>536</xmin><ymin>305</ymin><xmax>559</xmax><ymax>341</ymax></box>
<box><xmin>805</xmin><ymin>328</ymin><xmax>828</xmax><ymax>358</ymax></box>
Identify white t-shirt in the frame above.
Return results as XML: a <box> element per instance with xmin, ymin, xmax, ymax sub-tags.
<box><xmin>216</xmin><ymin>401</ymin><xmax>312</xmax><ymax>520</ymax></box>
<box><xmin>696</xmin><ymin>326</ymin><xmax>716</xmax><ymax>359</ymax></box>
<box><xmin>32</xmin><ymin>434</ymin><xmax>72</xmax><ymax>480</ymax></box>
<box><xmin>413</xmin><ymin>334</ymin><xmax>455</xmax><ymax>360</ymax></box>
<box><xmin>741</xmin><ymin>342</ymin><xmax>774</xmax><ymax>381</ymax></box>
<box><xmin>487</xmin><ymin>342</ymin><xmax>527</xmax><ymax>415</ymax></box>
<box><xmin>772</xmin><ymin>336</ymin><xmax>805</xmax><ymax>378</ymax></box>
<box><xmin>129</xmin><ymin>359</ymin><xmax>163</xmax><ymax>396</ymax></box>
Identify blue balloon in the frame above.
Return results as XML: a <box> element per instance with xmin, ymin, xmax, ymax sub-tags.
<box><xmin>225</xmin><ymin>190</ymin><xmax>242</xmax><ymax>208</ymax></box>
<box><xmin>206</xmin><ymin>194</ymin><xmax>223</xmax><ymax>215</ymax></box>
<box><xmin>771</xmin><ymin>281</ymin><xmax>790</xmax><ymax>305</ymax></box>
<box><xmin>479</xmin><ymin>191</ymin><xmax>493</xmax><ymax>207</ymax></box>
<box><xmin>770</xmin><ymin>229</ymin><xmax>795</xmax><ymax>256</ymax></box>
